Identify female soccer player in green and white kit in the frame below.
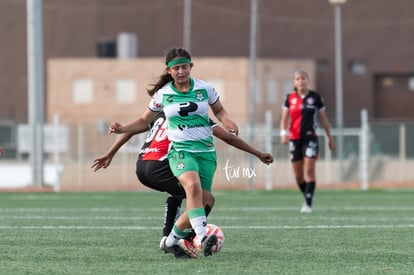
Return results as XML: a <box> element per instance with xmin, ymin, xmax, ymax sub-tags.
<box><xmin>109</xmin><ymin>48</ymin><xmax>238</xmax><ymax>258</ymax></box>
<box><xmin>93</xmin><ymin>111</ymin><xmax>273</xmax><ymax>258</ymax></box>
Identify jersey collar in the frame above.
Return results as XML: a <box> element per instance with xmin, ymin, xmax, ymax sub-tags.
<box><xmin>170</xmin><ymin>78</ymin><xmax>194</xmax><ymax>93</ymax></box>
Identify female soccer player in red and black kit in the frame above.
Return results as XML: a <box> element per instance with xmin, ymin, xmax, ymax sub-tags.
<box><xmin>280</xmin><ymin>70</ymin><xmax>335</xmax><ymax>214</ymax></box>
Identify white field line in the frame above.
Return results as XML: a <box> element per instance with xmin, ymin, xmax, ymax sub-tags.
<box><xmin>1</xmin><ymin>206</ymin><xmax>414</xmax><ymax>213</ymax></box>
<box><xmin>0</xmin><ymin>224</ymin><xmax>414</xmax><ymax>230</ymax></box>
<box><xmin>0</xmin><ymin>216</ymin><xmax>160</xmax><ymax>220</ymax></box>
<box><xmin>3</xmin><ymin>215</ymin><xmax>414</xmax><ymax>222</ymax></box>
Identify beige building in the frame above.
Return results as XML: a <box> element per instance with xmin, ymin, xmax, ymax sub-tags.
<box><xmin>47</xmin><ymin>57</ymin><xmax>315</xmax><ymax>127</ymax></box>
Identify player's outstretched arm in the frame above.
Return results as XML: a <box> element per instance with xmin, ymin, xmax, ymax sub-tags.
<box><xmin>212</xmin><ymin>126</ymin><xmax>273</xmax><ymax>165</ymax></box>
<box><xmin>92</xmin><ymin>133</ymin><xmax>135</xmax><ymax>172</ymax></box>
<box><xmin>210</xmin><ymin>99</ymin><xmax>239</xmax><ymax>135</ymax></box>
<box><xmin>280</xmin><ymin>109</ymin><xmax>289</xmax><ymax>145</ymax></box>
<box><xmin>319</xmin><ymin>109</ymin><xmax>335</xmax><ymax>152</ymax></box>
<box><xmin>109</xmin><ymin>109</ymin><xmax>158</xmax><ymax>135</ymax></box>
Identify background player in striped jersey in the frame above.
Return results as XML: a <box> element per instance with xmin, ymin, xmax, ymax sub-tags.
<box><xmin>109</xmin><ymin>48</ymin><xmax>239</xmax><ymax>258</ymax></box>
<box><xmin>280</xmin><ymin>70</ymin><xmax>335</xmax><ymax>214</ymax></box>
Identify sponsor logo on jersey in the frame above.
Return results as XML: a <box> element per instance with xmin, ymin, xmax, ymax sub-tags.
<box><xmin>167</xmin><ymin>95</ymin><xmax>174</xmax><ymax>103</ymax></box>
<box><xmin>177</xmin><ymin>123</ymin><xmax>205</xmax><ymax>131</ymax></box>
<box><xmin>176</xmin><ymin>162</ymin><xmax>185</xmax><ymax>170</ymax></box>
<box><xmin>139</xmin><ymin>147</ymin><xmax>160</xmax><ymax>154</ymax></box>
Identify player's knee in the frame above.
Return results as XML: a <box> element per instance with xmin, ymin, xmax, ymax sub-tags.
<box><xmin>304</xmin><ymin>170</ymin><xmax>315</xmax><ymax>180</ymax></box>
<box><xmin>183</xmin><ymin>180</ymin><xmax>202</xmax><ymax>196</ymax></box>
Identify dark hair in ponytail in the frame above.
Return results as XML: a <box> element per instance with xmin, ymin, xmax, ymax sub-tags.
<box><xmin>147</xmin><ymin>47</ymin><xmax>192</xmax><ymax>96</ymax></box>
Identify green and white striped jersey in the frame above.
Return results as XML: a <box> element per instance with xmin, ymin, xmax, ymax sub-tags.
<box><xmin>149</xmin><ymin>78</ymin><xmax>220</xmax><ymax>153</ymax></box>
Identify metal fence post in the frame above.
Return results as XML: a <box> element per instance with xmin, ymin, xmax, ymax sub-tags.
<box><xmin>360</xmin><ymin>109</ymin><xmax>369</xmax><ymax>190</ymax></box>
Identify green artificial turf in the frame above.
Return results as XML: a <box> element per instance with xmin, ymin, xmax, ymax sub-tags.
<box><xmin>0</xmin><ymin>189</ymin><xmax>413</xmax><ymax>274</ymax></box>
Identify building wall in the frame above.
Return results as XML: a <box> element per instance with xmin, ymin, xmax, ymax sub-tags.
<box><xmin>46</xmin><ymin>57</ymin><xmax>314</xmax><ymax>127</ymax></box>
<box><xmin>0</xmin><ymin>0</ymin><xmax>27</xmax><ymax>122</ymax></box>
<box><xmin>2</xmin><ymin>0</ymin><xmax>414</xmax><ymax>125</ymax></box>
<box><xmin>256</xmin><ymin>59</ymin><xmax>316</xmax><ymax>124</ymax></box>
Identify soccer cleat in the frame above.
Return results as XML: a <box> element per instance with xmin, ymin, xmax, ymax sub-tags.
<box><xmin>300</xmin><ymin>203</ymin><xmax>312</xmax><ymax>214</ymax></box>
<box><xmin>160</xmin><ymin>238</ymin><xmax>175</xmax><ymax>254</ymax></box>
<box><xmin>160</xmin><ymin>238</ymin><xmax>191</xmax><ymax>259</ymax></box>
<box><xmin>159</xmin><ymin>236</ymin><xmax>167</xmax><ymax>251</ymax></box>
<box><xmin>201</xmin><ymin>234</ymin><xmax>217</xmax><ymax>257</ymax></box>
<box><xmin>177</xmin><ymin>239</ymin><xmax>199</xmax><ymax>258</ymax></box>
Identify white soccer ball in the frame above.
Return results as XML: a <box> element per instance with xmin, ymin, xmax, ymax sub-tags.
<box><xmin>193</xmin><ymin>223</ymin><xmax>225</xmax><ymax>253</ymax></box>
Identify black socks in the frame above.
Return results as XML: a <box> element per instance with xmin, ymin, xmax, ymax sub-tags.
<box><xmin>163</xmin><ymin>196</ymin><xmax>182</xmax><ymax>237</ymax></box>
<box><xmin>298</xmin><ymin>181</ymin><xmax>306</xmax><ymax>196</ymax></box>
<box><xmin>298</xmin><ymin>181</ymin><xmax>316</xmax><ymax>207</ymax></box>
<box><xmin>305</xmin><ymin>181</ymin><xmax>316</xmax><ymax>207</ymax></box>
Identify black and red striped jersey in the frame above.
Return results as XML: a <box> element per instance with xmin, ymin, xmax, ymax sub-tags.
<box><xmin>138</xmin><ymin>112</ymin><xmax>170</xmax><ymax>161</ymax></box>
<box><xmin>283</xmin><ymin>90</ymin><xmax>325</xmax><ymax>140</ymax></box>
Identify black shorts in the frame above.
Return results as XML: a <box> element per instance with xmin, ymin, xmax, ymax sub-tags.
<box><xmin>136</xmin><ymin>159</ymin><xmax>185</xmax><ymax>200</ymax></box>
<box><xmin>289</xmin><ymin>136</ymin><xmax>319</xmax><ymax>162</ymax></box>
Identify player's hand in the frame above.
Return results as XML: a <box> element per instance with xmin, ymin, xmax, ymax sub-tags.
<box><xmin>108</xmin><ymin>122</ymin><xmax>124</xmax><ymax>134</ymax></box>
<box><xmin>259</xmin><ymin>153</ymin><xmax>274</xmax><ymax>165</ymax></box>
<box><xmin>328</xmin><ymin>138</ymin><xmax>336</xmax><ymax>152</ymax></box>
<box><xmin>281</xmin><ymin>135</ymin><xmax>289</xmax><ymax>145</ymax></box>
<box><xmin>91</xmin><ymin>156</ymin><xmax>112</xmax><ymax>171</ymax></box>
<box><xmin>222</xmin><ymin>119</ymin><xmax>239</xmax><ymax>136</ymax></box>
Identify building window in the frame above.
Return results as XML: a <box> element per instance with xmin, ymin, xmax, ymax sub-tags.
<box><xmin>116</xmin><ymin>79</ymin><xmax>136</xmax><ymax>103</ymax></box>
<box><xmin>72</xmin><ymin>79</ymin><xmax>93</xmax><ymax>104</ymax></box>
<box><xmin>349</xmin><ymin>60</ymin><xmax>367</xmax><ymax>75</ymax></box>
<box><xmin>380</xmin><ymin>76</ymin><xmax>394</xmax><ymax>88</ymax></box>
<box><xmin>317</xmin><ymin>60</ymin><xmax>329</xmax><ymax>72</ymax></box>
<box><xmin>408</xmin><ymin>77</ymin><xmax>414</xmax><ymax>91</ymax></box>
<box><xmin>267</xmin><ymin>79</ymin><xmax>278</xmax><ymax>104</ymax></box>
